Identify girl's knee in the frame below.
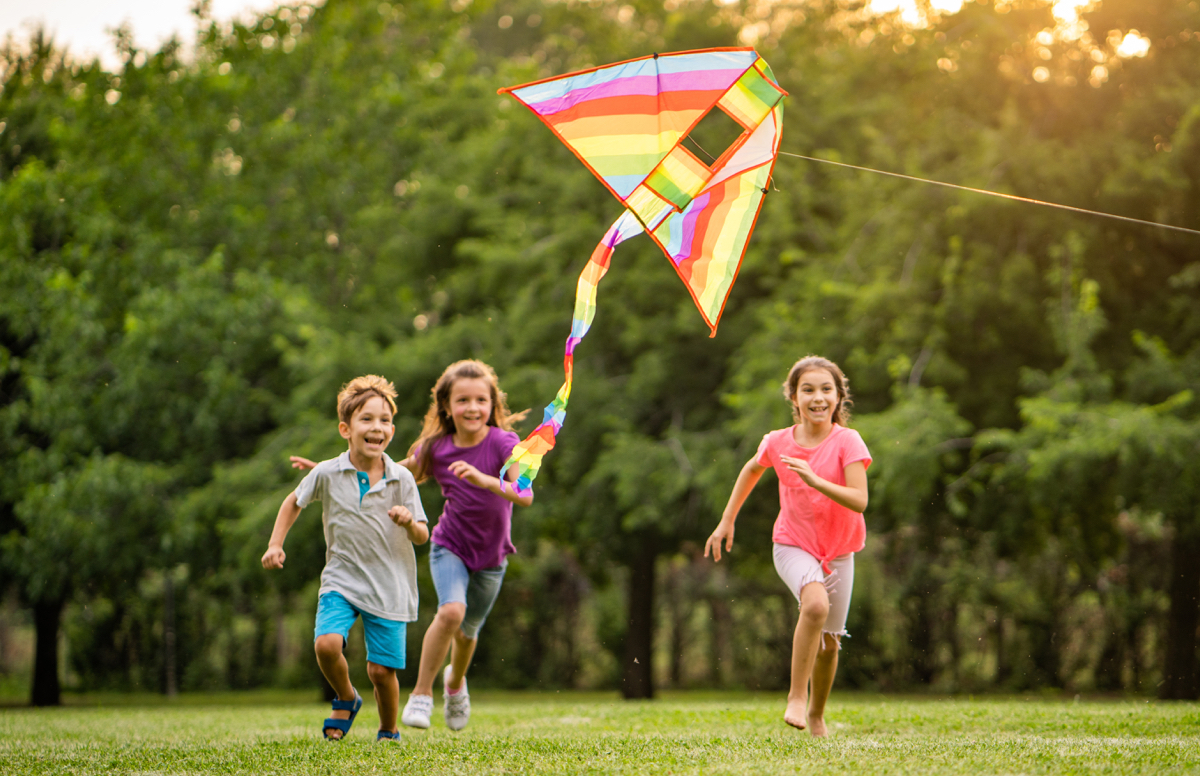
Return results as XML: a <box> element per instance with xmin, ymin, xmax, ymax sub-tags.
<box><xmin>819</xmin><ymin>632</ymin><xmax>841</xmax><ymax>653</ymax></box>
<box><xmin>438</xmin><ymin>602</ymin><xmax>466</xmax><ymax>628</ymax></box>
<box><xmin>800</xmin><ymin>603</ymin><xmax>830</xmax><ymax>626</ymax></box>
<box><xmin>798</xmin><ymin>581</ymin><xmax>830</xmax><ymax>624</ymax></box>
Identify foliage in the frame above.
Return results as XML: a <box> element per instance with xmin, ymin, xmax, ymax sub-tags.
<box><xmin>1</xmin><ymin>0</ymin><xmax>1199</xmax><ymax>701</ymax></box>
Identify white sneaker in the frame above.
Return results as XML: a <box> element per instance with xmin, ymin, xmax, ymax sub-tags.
<box><xmin>443</xmin><ymin>665</ymin><xmax>470</xmax><ymax>731</ymax></box>
<box><xmin>401</xmin><ymin>694</ymin><xmax>433</xmax><ymax>729</ymax></box>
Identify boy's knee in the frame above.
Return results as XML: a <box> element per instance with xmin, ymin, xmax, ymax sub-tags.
<box><xmin>367</xmin><ymin>662</ymin><xmax>396</xmax><ymax>685</ymax></box>
<box><xmin>314</xmin><ymin>634</ymin><xmax>344</xmax><ymax>657</ymax></box>
<box><xmin>437</xmin><ymin>602</ymin><xmax>466</xmax><ymax>628</ymax></box>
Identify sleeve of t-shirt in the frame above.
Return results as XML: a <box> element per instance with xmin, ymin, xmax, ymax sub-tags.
<box><xmin>293</xmin><ymin>466</ymin><xmax>325</xmax><ymax>509</ymax></box>
<box><xmin>398</xmin><ymin>469</ymin><xmax>428</xmax><ymax>523</ymax></box>
<box><xmin>497</xmin><ymin>429</ymin><xmax>520</xmax><ymax>462</ymax></box>
<box><xmin>755</xmin><ymin>432</ymin><xmax>775</xmax><ymax>468</ymax></box>
<box><xmin>840</xmin><ymin>429</ymin><xmax>873</xmax><ymax>471</ymax></box>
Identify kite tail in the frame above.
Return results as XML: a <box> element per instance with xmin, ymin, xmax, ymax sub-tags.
<box><xmin>500</xmin><ymin>211</ymin><xmax>644</xmax><ymax>496</ymax></box>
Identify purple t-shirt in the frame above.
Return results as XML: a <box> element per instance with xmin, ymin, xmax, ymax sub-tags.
<box><xmin>428</xmin><ymin>426</ymin><xmax>520</xmax><ymax>571</ymax></box>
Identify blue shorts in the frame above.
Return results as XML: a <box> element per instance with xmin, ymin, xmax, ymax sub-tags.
<box><xmin>314</xmin><ymin>591</ymin><xmax>407</xmax><ymax>669</ymax></box>
<box><xmin>429</xmin><ymin>542</ymin><xmax>507</xmax><ymax>640</ymax></box>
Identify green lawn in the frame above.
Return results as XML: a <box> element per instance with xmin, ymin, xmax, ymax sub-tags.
<box><xmin>1</xmin><ymin>690</ymin><xmax>1196</xmax><ymax>774</ymax></box>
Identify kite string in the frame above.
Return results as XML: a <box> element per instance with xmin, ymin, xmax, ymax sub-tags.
<box><xmin>779</xmin><ymin>151</ymin><xmax>1200</xmax><ymax>238</ymax></box>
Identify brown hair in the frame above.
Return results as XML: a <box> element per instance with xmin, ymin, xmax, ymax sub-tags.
<box><xmin>337</xmin><ymin>375</ymin><xmax>398</xmax><ymax>424</ymax></box>
<box><xmin>406</xmin><ymin>360</ymin><xmax>529</xmax><ymax>483</ymax></box>
<box><xmin>783</xmin><ymin>355</ymin><xmax>853</xmax><ymax>426</ymax></box>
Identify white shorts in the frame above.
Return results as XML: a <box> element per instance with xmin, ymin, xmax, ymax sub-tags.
<box><xmin>772</xmin><ymin>543</ymin><xmax>854</xmax><ymax>638</ymax></box>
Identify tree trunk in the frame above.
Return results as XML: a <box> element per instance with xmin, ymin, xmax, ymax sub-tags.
<box><xmin>1161</xmin><ymin>529</ymin><xmax>1200</xmax><ymax>700</ymax></box>
<box><xmin>994</xmin><ymin>611</ymin><xmax>1008</xmax><ymax>685</ymax></box>
<box><xmin>164</xmin><ymin>574</ymin><xmax>178</xmax><ymax>697</ymax></box>
<box><xmin>707</xmin><ymin>564</ymin><xmax>733</xmax><ymax>687</ymax></box>
<box><xmin>31</xmin><ymin>597</ymin><xmax>64</xmax><ymax>707</ymax></box>
<box><xmin>906</xmin><ymin>568</ymin><xmax>937</xmax><ymax>686</ymax></box>
<box><xmin>622</xmin><ymin>537</ymin><xmax>656</xmax><ymax>699</ymax></box>
<box><xmin>0</xmin><ymin>591</ymin><xmax>14</xmax><ymax>673</ymax></box>
<box><xmin>668</xmin><ymin>558</ymin><xmax>686</xmax><ymax>688</ymax></box>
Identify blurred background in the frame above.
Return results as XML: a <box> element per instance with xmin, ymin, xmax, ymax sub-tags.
<box><xmin>1</xmin><ymin>0</ymin><xmax>1198</xmax><ymax>707</ymax></box>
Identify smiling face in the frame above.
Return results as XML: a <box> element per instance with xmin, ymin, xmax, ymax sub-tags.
<box><xmin>791</xmin><ymin>368</ymin><xmax>840</xmax><ymax>427</ymax></box>
<box><xmin>339</xmin><ymin>395</ymin><xmax>396</xmax><ymax>462</ymax></box>
<box><xmin>446</xmin><ymin>377</ymin><xmax>494</xmax><ymax>439</ymax></box>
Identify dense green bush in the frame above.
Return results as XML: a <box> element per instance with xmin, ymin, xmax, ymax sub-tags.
<box><xmin>2</xmin><ymin>0</ymin><xmax>1198</xmax><ymax>703</ymax></box>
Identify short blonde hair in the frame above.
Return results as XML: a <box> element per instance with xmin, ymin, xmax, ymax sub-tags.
<box><xmin>337</xmin><ymin>375</ymin><xmax>398</xmax><ymax>424</ymax></box>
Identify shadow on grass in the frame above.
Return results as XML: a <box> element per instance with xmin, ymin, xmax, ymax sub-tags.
<box><xmin>0</xmin><ymin>686</ymin><xmax>1167</xmax><ymax>711</ymax></box>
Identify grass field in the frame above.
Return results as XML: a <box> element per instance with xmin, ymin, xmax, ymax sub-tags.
<box><xmin>1</xmin><ymin>690</ymin><xmax>1197</xmax><ymax>774</ymax></box>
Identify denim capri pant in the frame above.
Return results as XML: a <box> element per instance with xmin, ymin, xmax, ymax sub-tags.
<box><xmin>429</xmin><ymin>542</ymin><xmax>507</xmax><ymax>639</ymax></box>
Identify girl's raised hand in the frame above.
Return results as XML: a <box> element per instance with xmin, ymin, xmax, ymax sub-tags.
<box><xmin>781</xmin><ymin>455</ymin><xmax>820</xmax><ymax>487</ymax></box>
<box><xmin>704</xmin><ymin>521</ymin><xmax>735</xmax><ymax>562</ymax></box>
<box><xmin>447</xmin><ymin>460</ymin><xmax>488</xmax><ymax>489</ymax></box>
<box><xmin>290</xmin><ymin>456</ymin><xmax>317</xmax><ymax>471</ymax></box>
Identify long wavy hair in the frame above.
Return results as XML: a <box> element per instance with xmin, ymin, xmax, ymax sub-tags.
<box><xmin>782</xmin><ymin>355</ymin><xmax>853</xmax><ymax>426</ymax></box>
<box><xmin>407</xmin><ymin>360</ymin><xmax>528</xmax><ymax>483</ymax></box>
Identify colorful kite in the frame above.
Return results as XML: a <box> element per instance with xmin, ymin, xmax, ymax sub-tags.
<box><xmin>498</xmin><ymin>48</ymin><xmax>786</xmax><ymax>495</ymax></box>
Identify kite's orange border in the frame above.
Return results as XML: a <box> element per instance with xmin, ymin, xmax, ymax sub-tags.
<box><xmin>644</xmin><ymin>154</ymin><xmax>778</xmax><ymax>337</ymax></box>
<box><xmin>500</xmin><ymin>49</ymin><xmax>766</xmax><ymax>208</ymax></box>
<box><xmin>496</xmin><ymin>46</ymin><xmax>760</xmax><ymax>95</ymax></box>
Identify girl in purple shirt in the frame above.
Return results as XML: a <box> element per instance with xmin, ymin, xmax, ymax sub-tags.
<box><xmin>398</xmin><ymin>360</ymin><xmax>531</xmax><ymax>732</ymax></box>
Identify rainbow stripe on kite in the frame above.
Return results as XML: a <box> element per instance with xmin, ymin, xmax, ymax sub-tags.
<box><xmin>498</xmin><ymin>48</ymin><xmax>786</xmax><ymax>495</ymax></box>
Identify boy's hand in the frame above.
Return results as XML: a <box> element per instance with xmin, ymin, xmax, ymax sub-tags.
<box><xmin>448</xmin><ymin>460</ymin><xmax>489</xmax><ymax>489</ymax></box>
<box><xmin>389</xmin><ymin>505</ymin><xmax>414</xmax><ymax>527</ymax></box>
<box><xmin>290</xmin><ymin>456</ymin><xmax>317</xmax><ymax>471</ymax></box>
<box><xmin>262</xmin><ymin>546</ymin><xmax>286</xmax><ymax>569</ymax></box>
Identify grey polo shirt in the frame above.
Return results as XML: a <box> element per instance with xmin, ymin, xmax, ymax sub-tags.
<box><xmin>294</xmin><ymin>451</ymin><xmax>427</xmax><ymax>621</ymax></box>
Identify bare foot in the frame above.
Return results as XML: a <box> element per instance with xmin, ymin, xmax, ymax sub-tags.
<box><xmin>783</xmin><ymin>697</ymin><xmax>807</xmax><ymax>730</ymax></box>
<box><xmin>807</xmin><ymin>715</ymin><xmax>827</xmax><ymax>737</ymax></box>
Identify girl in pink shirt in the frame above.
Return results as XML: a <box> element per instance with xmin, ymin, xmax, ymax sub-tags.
<box><xmin>705</xmin><ymin>355</ymin><xmax>870</xmax><ymax>736</ymax></box>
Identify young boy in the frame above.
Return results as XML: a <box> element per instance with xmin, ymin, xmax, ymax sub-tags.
<box><xmin>261</xmin><ymin>375</ymin><xmax>429</xmax><ymax>741</ymax></box>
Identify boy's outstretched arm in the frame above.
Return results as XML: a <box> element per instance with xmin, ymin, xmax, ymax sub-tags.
<box><xmin>704</xmin><ymin>457</ymin><xmax>767</xmax><ymax>562</ymax></box>
<box><xmin>262</xmin><ymin>493</ymin><xmax>302</xmax><ymax>569</ymax></box>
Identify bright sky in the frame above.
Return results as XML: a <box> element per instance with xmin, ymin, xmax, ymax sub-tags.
<box><xmin>0</xmin><ymin>0</ymin><xmax>278</xmax><ymax>69</ymax></box>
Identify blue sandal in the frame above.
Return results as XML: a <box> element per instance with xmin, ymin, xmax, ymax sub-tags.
<box><xmin>322</xmin><ymin>689</ymin><xmax>363</xmax><ymax>740</ymax></box>
<box><xmin>377</xmin><ymin>729</ymin><xmax>402</xmax><ymax>742</ymax></box>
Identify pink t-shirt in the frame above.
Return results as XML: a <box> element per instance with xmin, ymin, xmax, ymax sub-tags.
<box><xmin>756</xmin><ymin>424</ymin><xmax>872</xmax><ymax>572</ymax></box>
